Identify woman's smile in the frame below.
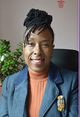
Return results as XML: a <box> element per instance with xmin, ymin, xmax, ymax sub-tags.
<box><xmin>23</xmin><ymin>29</ymin><xmax>53</xmax><ymax>72</ymax></box>
<box><xmin>30</xmin><ymin>58</ymin><xmax>45</xmax><ymax>65</ymax></box>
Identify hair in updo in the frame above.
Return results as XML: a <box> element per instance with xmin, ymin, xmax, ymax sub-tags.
<box><xmin>23</xmin><ymin>8</ymin><xmax>54</xmax><ymax>46</ymax></box>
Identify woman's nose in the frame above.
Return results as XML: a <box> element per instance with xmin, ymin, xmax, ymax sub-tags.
<box><xmin>33</xmin><ymin>44</ymin><xmax>42</xmax><ymax>55</ymax></box>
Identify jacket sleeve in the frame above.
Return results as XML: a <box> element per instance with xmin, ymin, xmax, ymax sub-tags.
<box><xmin>68</xmin><ymin>72</ymin><xmax>78</xmax><ymax>117</ymax></box>
<box><xmin>0</xmin><ymin>78</ymin><xmax>9</xmax><ymax>117</ymax></box>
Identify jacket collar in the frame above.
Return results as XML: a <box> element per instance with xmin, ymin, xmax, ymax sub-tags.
<box><xmin>14</xmin><ymin>62</ymin><xmax>63</xmax><ymax>88</ymax></box>
<box><xmin>14</xmin><ymin>65</ymin><xmax>28</xmax><ymax>88</ymax></box>
<box><xmin>12</xmin><ymin>63</ymin><xmax>64</xmax><ymax>117</ymax></box>
<box><xmin>48</xmin><ymin>63</ymin><xmax>64</xmax><ymax>84</ymax></box>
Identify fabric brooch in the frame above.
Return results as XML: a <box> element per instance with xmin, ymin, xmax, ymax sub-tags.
<box><xmin>57</xmin><ymin>95</ymin><xmax>65</xmax><ymax>112</ymax></box>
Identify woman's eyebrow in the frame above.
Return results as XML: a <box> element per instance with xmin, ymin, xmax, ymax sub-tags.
<box><xmin>40</xmin><ymin>39</ymin><xmax>51</xmax><ymax>43</ymax></box>
<box><xmin>28</xmin><ymin>38</ymin><xmax>51</xmax><ymax>43</ymax></box>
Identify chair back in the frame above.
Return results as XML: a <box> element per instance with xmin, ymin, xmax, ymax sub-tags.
<box><xmin>51</xmin><ymin>49</ymin><xmax>78</xmax><ymax>71</ymax></box>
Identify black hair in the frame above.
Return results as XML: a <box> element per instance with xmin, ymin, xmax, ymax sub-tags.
<box><xmin>23</xmin><ymin>8</ymin><xmax>54</xmax><ymax>46</ymax></box>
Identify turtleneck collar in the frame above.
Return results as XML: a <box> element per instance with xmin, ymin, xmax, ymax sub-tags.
<box><xmin>28</xmin><ymin>69</ymin><xmax>48</xmax><ymax>80</ymax></box>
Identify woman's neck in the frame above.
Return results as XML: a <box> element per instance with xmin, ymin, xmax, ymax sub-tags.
<box><xmin>28</xmin><ymin>69</ymin><xmax>49</xmax><ymax>80</ymax></box>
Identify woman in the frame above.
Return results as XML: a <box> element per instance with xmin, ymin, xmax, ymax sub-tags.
<box><xmin>0</xmin><ymin>8</ymin><xmax>78</xmax><ymax>117</ymax></box>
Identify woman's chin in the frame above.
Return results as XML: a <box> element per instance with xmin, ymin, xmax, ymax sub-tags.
<box><xmin>29</xmin><ymin>65</ymin><xmax>46</xmax><ymax>73</ymax></box>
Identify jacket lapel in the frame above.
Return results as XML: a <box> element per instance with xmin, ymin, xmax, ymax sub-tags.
<box><xmin>39</xmin><ymin>63</ymin><xmax>63</xmax><ymax>117</ymax></box>
<box><xmin>10</xmin><ymin>63</ymin><xmax>63</xmax><ymax>117</ymax></box>
<box><xmin>10</xmin><ymin>66</ymin><xmax>28</xmax><ymax>117</ymax></box>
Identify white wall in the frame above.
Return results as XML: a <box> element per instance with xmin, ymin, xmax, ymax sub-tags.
<box><xmin>0</xmin><ymin>0</ymin><xmax>78</xmax><ymax>50</ymax></box>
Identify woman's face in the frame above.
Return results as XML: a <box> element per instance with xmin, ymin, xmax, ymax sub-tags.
<box><xmin>23</xmin><ymin>28</ymin><xmax>54</xmax><ymax>73</ymax></box>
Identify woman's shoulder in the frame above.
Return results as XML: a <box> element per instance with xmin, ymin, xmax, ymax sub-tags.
<box><xmin>51</xmin><ymin>62</ymin><xmax>78</xmax><ymax>85</ymax></box>
<box><xmin>2</xmin><ymin>65</ymin><xmax>28</xmax><ymax>85</ymax></box>
<box><xmin>1</xmin><ymin>71</ymin><xmax>21</xmax><ymax>94</ymax></box>
<box><xmin>59</xmin><ymin>68</ymin><xmax>78</xmax><ymax>89</ymax></box>
<box><xmin>3</xmin><ymin>71</ymin><xmax>21</xmax><ymax>85</ymax></box>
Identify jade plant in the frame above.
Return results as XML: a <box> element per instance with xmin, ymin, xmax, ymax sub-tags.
<box><xmin>0</xmin><ymin>39</ymin><xmax>25</xmax><ymax>83</ymax></box>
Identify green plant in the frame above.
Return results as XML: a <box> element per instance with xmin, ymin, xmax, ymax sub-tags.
<box><xmin>0</xmin><ymin>39</ymin><xmax>25</xmax><ymax>83</ymax></box>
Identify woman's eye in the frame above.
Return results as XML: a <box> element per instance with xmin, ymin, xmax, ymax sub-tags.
<box><xmin>28</xmin><ymin>42</ymin><xmax>35</xmax><ymax>46</ymax></box>
<box><xmin>42</xmin><ymin>43</ymin><xmax>49</xmax><ymax>47</ymax></box>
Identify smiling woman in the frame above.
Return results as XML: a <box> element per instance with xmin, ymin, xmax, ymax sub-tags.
<box><xmin>0</xmin><ymin>8</ymin><xmax>78</xmax><ymax>117</ymax></box>
<box><xmin>23</xmin><ymin>29</ymin><xmax>54</xmax><ymax>73</ymax></box>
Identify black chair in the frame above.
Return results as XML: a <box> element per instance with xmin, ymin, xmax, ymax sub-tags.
<box><xmin>51</xmin><ymin>49</ymin><xmax>78</xmax><ymax>71</ymax></box>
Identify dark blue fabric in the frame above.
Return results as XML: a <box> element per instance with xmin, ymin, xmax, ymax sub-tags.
<box><xmin>0</xmin><ymin>63</ymin><xmax>78</xmax><ymax>117</ymax></box>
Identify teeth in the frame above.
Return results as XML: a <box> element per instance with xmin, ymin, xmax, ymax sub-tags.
<box><xmin>31</xmin><ymin>58</ymin><xmax>44</xmax><ymax>65</ymax></box>
<box><xmin>33</xmin><ymin>60</ymin><xmax>41</xmax><ymax>63</ymax></box>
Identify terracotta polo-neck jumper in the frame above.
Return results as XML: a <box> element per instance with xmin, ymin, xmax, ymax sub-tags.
<box><xmin>27</xmin><ymin>70</ymin><xmax>48</xmax><ymax>117</ymax></box>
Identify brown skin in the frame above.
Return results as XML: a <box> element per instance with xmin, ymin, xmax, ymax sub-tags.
<box><xmin>23</xmin><ymin>28</ymin><xmax>54</xmax><ymax>73</ymax></box>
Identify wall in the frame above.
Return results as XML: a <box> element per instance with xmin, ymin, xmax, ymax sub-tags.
<box><xmin>0</xmin><ymin>0</ymin><xmax>78</xmax><ymax>50</ymax></box>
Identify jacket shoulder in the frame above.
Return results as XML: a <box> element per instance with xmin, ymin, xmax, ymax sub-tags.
<box><xmin>60</xmin><ymin>69</ymin><xmax>78</xmax><ymax>80</ymax></box>
<box><xmin>1</xmin><ymin>70</ymin><xmax>24</xmax><ymax>97</ymax></box>
<box><xmin>60</xmin><ymin>68</ymin><xmax>78</xmax><ymax>89</ymax></box>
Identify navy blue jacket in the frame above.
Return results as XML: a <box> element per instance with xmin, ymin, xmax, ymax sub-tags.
<box><xmin>0</xmin><ymin>63</ymin><xmax>78</xmax><ymax>117</ymax></box>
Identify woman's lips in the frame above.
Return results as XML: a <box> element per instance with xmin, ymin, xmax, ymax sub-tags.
<box><xmin>31</xmin><ymin>58</ymin><xmax>45</xmax><ymax>65</ymax></box>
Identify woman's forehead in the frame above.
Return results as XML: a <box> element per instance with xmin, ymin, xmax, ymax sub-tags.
<box><xmin>28</xmin><ymin>29</ymin><xmax>53</xmax><ymax>41</ymax></box>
